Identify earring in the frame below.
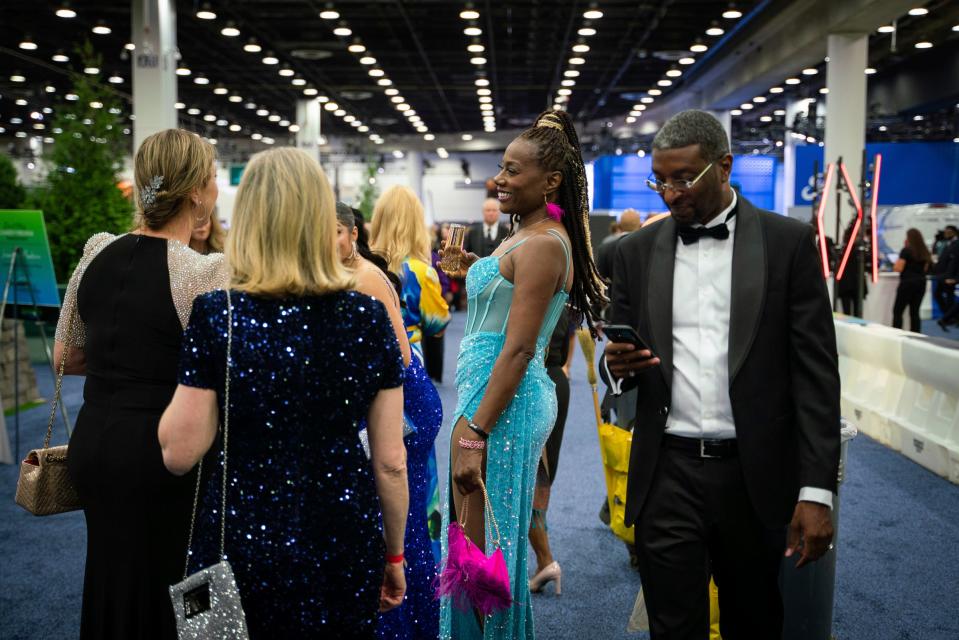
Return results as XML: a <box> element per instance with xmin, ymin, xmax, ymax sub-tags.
<box><xmin>349</xmin><ymin>241</ymin><xmax>358</xmax><ymax>262</ymax></box>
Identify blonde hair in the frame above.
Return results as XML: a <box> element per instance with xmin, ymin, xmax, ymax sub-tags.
<box><xmin>227</xmin><ymin>147</ymin><xmax>354</xmax><ymax>296</ymax></box>
<box><xmin>134</xmin><ymin>129</ymin><xmax>216</xmax><ymax>230</ymax></box>
<box><xmin>370</xmin><ymin>185</ymin><xmax>431</xmax><ymax>273</ymax></box>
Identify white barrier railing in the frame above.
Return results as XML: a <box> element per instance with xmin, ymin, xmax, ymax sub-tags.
<box><xmin>834</xmin><ymin>316</ymin><xmax>959</xmax><ymax>484</ymax></box>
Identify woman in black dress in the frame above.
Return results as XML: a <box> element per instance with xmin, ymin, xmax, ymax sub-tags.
<box><xmin>892</xmin><ymin>227</ymin><xmax>932</xmax><ymax>332</ymax></box>
<box><xmin>158</xmin><ymin>147</ymin><xmax>410</xmax><ymax>638</ymax></box>
<box><xmin>54</xmin><ymin>129</ymin><xmax>227</xmax><ymax>639</ymax></box>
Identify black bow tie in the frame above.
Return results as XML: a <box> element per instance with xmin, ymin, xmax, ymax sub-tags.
<box><xmin>677</xmin><ymin>209</ymin><xmax>737</xmax><ymax>245</ymax></box>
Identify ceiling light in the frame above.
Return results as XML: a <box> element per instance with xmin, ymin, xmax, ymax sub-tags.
<box><xmin>109</xmin><ymin>75</ymin><xmax>123</xmax><ymax>84</ymax></box>
<box><xmin>344</xmin><ymin>115</ymin><xmax>356</xmax><ymax>122</ymax></box>
<box><xmin>350</xmin><ymin>121</ymin><xmax>362</xmax><ymax>127</ymax></box>
<box><xmin>19</xmin><ymin>36</ymin><xmax>38</xmax><ymax>50</ymax></box>
<box><xmin>678</xmin><ymin>57</ymin><xmax>695</xmax><ymax>65</ymax></box>
<box><xmin>657</xmin><ymin>79</ymin><xmax>673</xmax><ymax>87</ymax></box>
<box><xmin>125</xmin><ymin>43</ymin><xmax>136</xmax><ymax>51</ymax></box>
<box><xmin>802</xmin><ymin>67</ymin><xmax>818</xmax><ymax>75</ymax></box>
<box><xmin>706</xmin><ymin>22</ymin><xmax>725</xmax><ymax>36</ymax></box>
<box><xmin>251</xmin><ymin>133</ymin><xmax>262</xmax><ymax>140</ymax></box>
<box><xmin>878</xmin><ymin>125</ymin><xmax>888</xmax><ymax>131</ymax></box>
<box><xmin>753</xmin><ymin>96</ymin><xmax>767</xmax><ymax>103</ymax></box>
<box><xmin>557</xmin><ymin>89</ymin><xmax>571</xmax><ymax>96</ymax></box>
<box><xmin>349</xmin><ymin>43</ymin><xmax>366</xmax><ymax>54</ymax></box>
<box><xmin>176</xmin><ymin>65</ymin><xmax>191</xmax><ymax>76</ymax></box>
<box><xmin>470</xmin><ymin>57</ymin><xmax>487</xmax><ymax>65</ymax></box>
<box><xmin>278</xmin><ymin>66</ymin><xmax>295</xmax><ymax>77</ymax></box>
<box><xmin>722</xmin><ymin>4</ymin><xmax>743</xmax><ymax>19</ymax></box>
<box><xmin>819</xmin><ymin>87</ymin><xmax>829</xmax><ymax>94</ymax></box>
<box><xmin>583</xmin><ymin>9</ymin><xmax>603</xmax><ymax>19</ymax></box>
<box><xmin>188</xmin><ymin>107</ymin><xmax>201</xmax><ymax>115</ymax></box>
<box><xmin>478</xmin><ymin>96</ymin><xmax>492</xmax><ymax>103</ymax></box>
<box><xmin>278</xmin><ymin>119</ymin><xmax>290</xmax><ymax>127</ymax></box>
<box><xmin>193</xmin><ymin>75</ymin><xmax>210</xmax><ymax>85</ymax></box>
<box><xmin>626</xmin><ymin>116</ymin><xmax>636</xmax><ymax>124</ymax></box>
<box><xmin>877</xmin><ymin>25</ymin><xmax>895</xmax><ymax>33</ymax></box>
<box><xmin>256</xmin><ymin>108</ymin><xmax>269</xmax><ymax>116</ymax></box>
<box><xmin>570</xmin><ymin>57</ymin><xmax>586</xmax><ymax>65</ymax></box>
<box><xmin>561</xmin><ymin>79</ymin><xmax>575</xmax><ymax>87</ymax></box>
<box><xmin>468</xmin><ymin>44</ymin><xmax>485</xmax><ymax>53</ymax></box>
<box><xmin>45</xmin><ymin>85</ymin><xmax>55</xmax><ymax>93</ymax></box>
<box><xmin>175</xmin><ymin>102</ymin><xmax>185</xmax><ymax>109</ymax></box>
<box><xmin>229</xmin><ymin>124</ymin><xmax>242</xmax><ymax>132</ymax></box>
<box><xmin>220</xmin><ymin>22</ymin><xmax>240</xmax><ymax>37</ymax></box>
<box><xmin>475</xmin><ymin>78</ymin><xmax>490</xmax><ymax>86</ymax></box>
<box><xmin>262</xmin><ymin>53</ymin><xmax>279</xmax><ymax>65</ymax></box>
<box><xmin>572</xmin><ymin>43</ymin><xmax>590</xmax><ymax>53</ymax></box>
<box><xmin>640</xmin><ymin>97</ymin><xmax>654</xmax><ymax>104</ymax></box>
<box><xmin>65</xmin><ymin>93</ymin><xmax>78</xmax><ymax>100</ymax></box>
<box><xmin>464</xmin><ymin>27</ymin><xmax>482</xmax><ymax>36</ymax></box>
<box><xmin>462</xmin><ymin>134</ymin><xmax>473</xmax><ymax>141</ymax></box>
<box><xmin>213</xmin><ymin>85</ymin><xmax>228</xmax><ymax>94</ymax></box>
<box><xmin>84</xmin><ymin>66</ymin><xmax>99</xmax><ymax>75</ymax></box>
<box><xmin>646</xmin><ymin>89</ymin><xmax>661</xmax><ymax>96</ymax></box>
<box><xmin>913</xmin><ymin>114</ymin><xmax>924</xmax><ymax>121</ymax></box>
<box><xmin>480</xmin><ymin>104</ymin><xmax>493</xmax><ymax>111</ymax></box>
<box><xmin>229</xmin><ymin>95</ymin><xmax>243</xmax><ymax>102</ymax></box>
<box><xmin>391</xmin><ymin>96</ymin><xmax>404</xmax><ymax>103</ymax></box>
<box><xmin>396</xmin><ymin>103</ymin><xmax>410</xmax><ymax>111</ymax></box>
<box><xmin>477</xmin><ymin>88</ymin><xmax>492</xmax><ymax>95</ymax></box>
<box><xmin>908</xmin><ymin>7</ymin><xmax>928</xmax><ymax>16</ymax></box>
<box><xmin>319</xmin><ymin>9</ymin><xmax>340</xmax><ymax>19</ymax></box>
<box><xmin>377</xmin><ymin>78</ymin><xmax>392</xmax><ymax>86</ymax></box>
<box><xmin>196</xmin><ymin>3</ymin><xmax>216</xmax><ymax>19</ymax></box>
<box><xmin>385</xmin><ymin>88</ymin><xmax>399</xmax><ymax>96</ymax></box>
<box><xmin>416</xmin><ymin>126</ymin><xmax>429</xmax><ymax>132</ymax></box>
<box><xmin>785</xmin><ymin>77</ymin><xmax>801</xmax><ymax>85</ymax></box>
<box><xmin>424</xmin><ymin>133</ymin><xmax>435</xmax><ymax>141</ymax></box>
<box><xmin>760</xmin><ymin>115</ymin><xmax>772</xmax><ymax>122</ymax></box>
<box><xmin>245</xmin><ymin>102</ymin><xmax>256</xmax><ymax>109</ymax></box>
<box><xmin>690</xmin><ymin>41</ymin><xmax>708</xmax><ymax>53</ymax></box>
<box><xmin>269</xmin><ymin>114</ymin><xmax>282</xmax><ymax>121</ymax></box>
<box><xmin>203</xmin><ymin>114</ymin><xmax>216</xmax><ymax>122</ymax></box>
<box><xmin>369</xmin><ymin>69</ymin><xmax>385</xmax><ymax>77</ymax></box>
<box><xmin>953</xmin><ymin>24</ymin><xmax>959</xmax><ymax>32</ymax></box>
<box><xmin>357</xmin><ymin>125</ymin><xmax>369</xmax><ymax>132</ymax></box>
<box><xmin>324</xmin><ymin>102</ymin><xmax>339</xmax><ymax>111</ymax></box>
<box><xmin>333</xmin><ymin>26</ymin><xmax>352</xmax><ymax>37</ymax></box>
<box><xmin>769</xmin><ymin>86</ymin><xmax>784</xmax><ymax>93</ymax></box>
<box><xmin>914</xmin><ymin>40</ymin><xmax>933</xmax><ymax>49</ymax></box>
<box><xmin>564</xmin><ymin>70</ymin><xmax>580</xmax><ymax>78</ymax></box>
<box><xmin>52</xmin><ymin>51</ymin><xmax>69</xmax><ymax>62</ymax></box>
<box><xmin>730</xmin><ymin>109</ymin><xmax>742</xmax><ymax>116</ymax></box>
<box><xmin>291</xmin><ymin>78</ymin><xmax>306</xmax><ymax>86</ymax></box>
<box><xmin>55</xmin><ymin>4</ymin><xmax>76</xmax><ymax>18</ymax></box>
<box><xmin>578</xmin><ymin>27</ymin><xmax>597</xmax><ymax>36</ymax></box>
<box><xmin>15</xmin><ymin>99</ymin><xmax>28</xmax><ymax>106</ymax></box>
<box><xmin>774</xmin><ymin>109</ymin><xmax>785</xmax><ymax>115</ymax></box>
<box><xmin>360</xmin><ymin>56</ymin><xmax>377</xmax><ymax>65</ymax></box>
<box><xmin>740</xmin><ymin>103</ymin><xmax>753</xmax><ymax>110</ymax></box>
<box><xmin>405</xmin><ymin>110</ymin><xmax>417</xmax><ymax>117</ymax></box>
<box><xmin>460</xmin><ymin>9</ymin><xmax>480</xmax><ymax>19</ymax></box>
<box><xmin>92</xmin><ymin>21</ymin><xmax>111</xmax><ymax>35</ymax></box>
<box><xmin>865</xmin><ymin>67</ymin><xmax>877</xmax><ymax>75</ymax></box>
<box><xmin>244</xmin><ymin>39</ymin><xmax>262</xmax><ymax>53</ymax></box>
<box><xmin>666</xmin><ymin>68</ymin><xmax>682</xmax><ymax>77</ymax></box>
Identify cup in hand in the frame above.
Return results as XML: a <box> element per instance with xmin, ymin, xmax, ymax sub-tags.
<box><xmin>440</xmin><ymin>224</ymin><xmax>466</xmax><ymax>275</ymax></box>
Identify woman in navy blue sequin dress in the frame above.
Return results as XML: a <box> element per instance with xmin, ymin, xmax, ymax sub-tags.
<box><xmin>336</xmin><ymin>203</ymin><xmax>442</xmax><ymax>639</ymax></box>
<box><xmin>159</xmin><ymin>148</ymin><xmax>410</xmax><ymax>639</ymax></box>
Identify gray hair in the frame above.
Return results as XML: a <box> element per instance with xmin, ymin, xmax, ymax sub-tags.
<box><xmin>335</xmin><ymin>201</ymin><xmax>356</xmax><ymax>228</ymax></box>
<box><xmin>652</xmin><ymin>110</ymin><xmax>730</xmax><ymax>162</ymax></box>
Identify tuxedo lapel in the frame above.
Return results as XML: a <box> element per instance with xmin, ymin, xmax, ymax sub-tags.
<box><xmin>646</xmin><ymin>217</ymin><xmax>676</xmax><ymax>390</ymax></box>
<box><xmin>728</xmin><ymin>198</ymin><xmax>767</xmax><ymax>383</ymax></box>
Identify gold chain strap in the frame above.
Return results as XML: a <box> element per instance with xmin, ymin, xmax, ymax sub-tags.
<box><xmin>181</xmin><ymin>289</ymin><xmax>233</xmax><ymax>578</ymax></box>
<box><xmin>44</xmin><ymin>305</ymin><xmax>76</xmax><ymax>450</ymax></box>
<box><xmin>458</xmin><ymin>477</ymin><xmax>502</xmax><ymax>549</ymax></box>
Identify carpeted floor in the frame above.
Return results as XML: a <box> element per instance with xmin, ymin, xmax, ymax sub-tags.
<box><xmin>2</xmin><ymin>311</ymin><xmax>958</xmax><ymax>639</ymax></box>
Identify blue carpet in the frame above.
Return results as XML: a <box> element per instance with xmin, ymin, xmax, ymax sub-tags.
<box><xmin>2</xmin><ymin>312</ymin><xmax>958</xmax><ymax>639</ymax></box>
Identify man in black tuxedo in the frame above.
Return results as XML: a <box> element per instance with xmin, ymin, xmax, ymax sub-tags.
<box><xmin>463</xmin><ymin>197</ymin><xmax>509</xmax><ymax>258</ymax></box>
<box><xmin>601</xmin><ymin>110</ymin><xmax>840</xmax><ymax>639</ymax></box>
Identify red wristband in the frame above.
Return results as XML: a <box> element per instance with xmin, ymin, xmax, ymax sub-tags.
<box><xmin>386</xmin><ymin>552</ymin><xmax>404</xmax><ymax>564</ymax></box>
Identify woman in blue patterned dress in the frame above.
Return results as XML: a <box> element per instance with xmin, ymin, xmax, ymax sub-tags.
<box><xmin>336</xmin><ymin>202</ymin><xmax>443</xmax><ymax>640</ymax></box>
<box><xmin>438</xmin><ymin>110</ymin><xmax>606</xmax><ymax>639</ymax></box>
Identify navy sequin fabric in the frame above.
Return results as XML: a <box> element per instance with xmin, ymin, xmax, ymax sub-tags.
<box><xmin>179</xmin><ymin>290</ymin><xmax>404</xmax><ymax>639</ymax></box>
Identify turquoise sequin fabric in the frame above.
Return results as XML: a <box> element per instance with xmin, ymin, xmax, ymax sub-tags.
<box><xmin>440</xmin><ymin>230</ymin><xmax>570</xmax><ymax>640</ymax></box>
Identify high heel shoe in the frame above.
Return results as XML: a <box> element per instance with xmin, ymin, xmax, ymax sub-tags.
<box><xmin>529</xmin><ymin>561</ymin><xmax>562</xmax><ymax>595</ymax></box>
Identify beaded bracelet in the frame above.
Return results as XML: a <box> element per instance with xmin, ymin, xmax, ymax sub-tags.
<box><xmin>458</xmin><ymin>437</ymin><xmax>486</xmax><ymax>450</ymax></box>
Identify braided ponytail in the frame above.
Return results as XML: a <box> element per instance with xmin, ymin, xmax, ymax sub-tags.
<box><xmin>519</xmin><ymin>110</ymin><xmax>607</xmax><ymax>335</ymax></box>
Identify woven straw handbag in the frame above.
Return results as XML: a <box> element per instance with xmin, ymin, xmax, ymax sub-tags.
<box><xmin>14</xmin><ymin>311</ymin><xmax>80</xmax><ymax>516</ymax></box>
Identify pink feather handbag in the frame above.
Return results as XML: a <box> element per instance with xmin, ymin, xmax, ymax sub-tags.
<box><xmin>436</xmin><ymin>478</ymin><xmax>512</xmax><ymax>616</ymax></box>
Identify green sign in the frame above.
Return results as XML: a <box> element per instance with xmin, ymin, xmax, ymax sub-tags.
<box><xmin>0</xmin><ymin>210</ymin><xmax>61</xmax><ymax>307</ymax></box>
<box><xmin>230</xmin><ymin>164</ymin><xmax>245</xmax><ymax>186</ymax></box>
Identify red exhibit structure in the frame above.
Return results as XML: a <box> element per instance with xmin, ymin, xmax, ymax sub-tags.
<box><xmin>868</xmin><ymin>154</ymin><xmax>882</xmax><ymax>283</ymax></box>
<box><xmin>835</xmin><ymin>162</ymin><xmax>864</xmax><ymax>282</ymax></box>
<box><xmin>815</xmin><ymin>163</ymin><xmax>835</xmax><ymax>278</ymax></box>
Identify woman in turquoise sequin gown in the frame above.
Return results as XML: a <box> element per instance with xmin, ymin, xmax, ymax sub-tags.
<box><xmin>439</xmin><ymin>110</ymin><xmax>607</xmax><ymax>639</ymax></box>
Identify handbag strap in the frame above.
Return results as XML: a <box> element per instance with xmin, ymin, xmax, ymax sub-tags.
<box><xmin>44</xmin><ymin>305</ymin><xmax>76</xmax><ymax>450</ymax></box>
<box><xmin>458</xmin><ymin>477</ymin><xmax>502</xmax><ymax>549</ymax></box>
<box><xmin>182</xmin><ymin>289</ymin><xmax>234</xmax><ymax>578</ymax></box>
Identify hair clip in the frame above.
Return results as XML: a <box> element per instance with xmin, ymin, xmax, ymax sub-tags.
<box><xmin>140</xmin><ymin>175</ymin><xmax>164</xmax><ymax>208</ymax></box>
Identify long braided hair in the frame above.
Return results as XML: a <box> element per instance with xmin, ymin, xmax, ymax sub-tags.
<box><xmin>517</xmin><ymin>109</ymin><xmax>607</xmax><ymax>334</ymax></box>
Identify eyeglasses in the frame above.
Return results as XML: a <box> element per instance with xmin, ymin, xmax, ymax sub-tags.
<box><xmin>645</xmin><ymin>162</ymin><xmax>713</xmax><ymax>194</ymax></box>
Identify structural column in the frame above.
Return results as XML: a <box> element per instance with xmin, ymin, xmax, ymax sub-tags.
<box><xmin>295</xmin><ymin>100</ymin><xmax>322</xmax><ymax>164</ymax></box>
<box><xmin>406</xmin><ymin>151</ymin><xmax>424</xmax><ymax>215</ymax></box>
<box><xmin>131</xmin><ymin>0</ymin><xmax>178</xmax><ymax>152</ymax></box>
<box><xmin>780</xmin><ymin>99</ymin><xmax>806</xmax><ymax>216</ymax></box>
<box><xmin>711</xmin><ymin>110</ymin><xmax>732</xmax><ymax>149</ymax></box>
<box><xmin>822</xmin><ymin>33</ymin><xmax>868</xmax><ymax>235</ymax></box>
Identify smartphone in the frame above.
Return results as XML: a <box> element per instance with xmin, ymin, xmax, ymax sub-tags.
<box><xmin>602</xmin><ymin>324</ymin><xmax>652</xmax><ymax>352</ymax></box>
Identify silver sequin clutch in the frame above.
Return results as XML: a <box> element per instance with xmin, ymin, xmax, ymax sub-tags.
<box><xmin>169</xmin><ymin>560</ymin><xmax>249</xmax><ymax>639</ymax></box>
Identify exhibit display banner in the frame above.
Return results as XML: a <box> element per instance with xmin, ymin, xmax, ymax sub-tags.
<box><xmin>0</xmin><ymin>210</ymin><xmax>61</xmax><ymax>307</ymax></box>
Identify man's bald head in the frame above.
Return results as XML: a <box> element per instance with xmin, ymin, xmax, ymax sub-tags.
<box><xmin>482</xmin><ymin>198</ymin><xmax>502</xmax><ymax>225</ymax></box>
<box><xmin>619</xmin><ymin>208</ymin><xmax>641</xmax><ymax>232</ymax></box>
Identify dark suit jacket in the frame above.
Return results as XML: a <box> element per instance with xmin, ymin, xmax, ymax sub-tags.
<box><xmin>603</xmin><ymin>197</ymin><xmax>841</xmax><ymax>528</ymax></box>
<box><xmin>464</xmin><ymin>222</ymin><xmax>509</xmax><ymax>258</ymax></box>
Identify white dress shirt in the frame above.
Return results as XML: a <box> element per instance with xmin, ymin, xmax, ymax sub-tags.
<box><xmin>484</xmin><ymin>223</ymin><xmax>498</xmax><ymax>242</ymax></box>
<box><xmin>606</xmin><ymin>190</ymin><xmax>832</xmax><ymax>508</ymax></box>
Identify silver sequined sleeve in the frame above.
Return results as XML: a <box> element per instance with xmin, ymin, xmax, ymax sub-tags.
<box><xmin>167</xmin><ymin>241</ymin><xmax>230</xmax><ymax>330</ymax></box>
<box><xmin>55</xmin><ymin>233</ymin><xmax>119</xmax><ymax>349</ymax></box>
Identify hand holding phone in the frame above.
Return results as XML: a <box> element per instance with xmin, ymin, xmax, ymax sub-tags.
<box><xmin>602</xmin><ymin>324</ymin><xmax>659</xmax><ymax>378</ymax></box>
